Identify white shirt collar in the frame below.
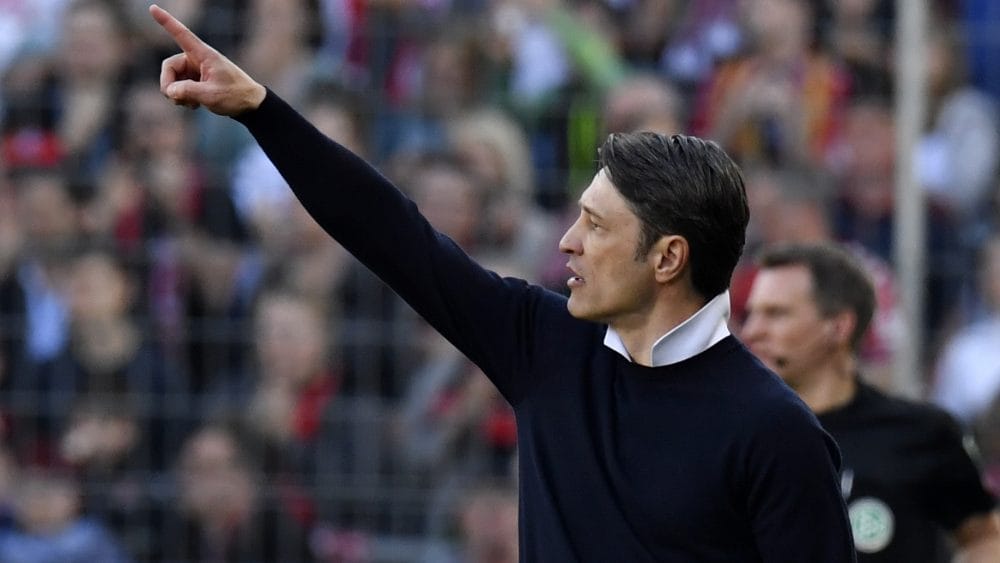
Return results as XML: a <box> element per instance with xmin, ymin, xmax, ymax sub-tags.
<box><xmin>603</xmin><ymin>290</ymin><xmax>732</xmax><ymax>366</ymax></box>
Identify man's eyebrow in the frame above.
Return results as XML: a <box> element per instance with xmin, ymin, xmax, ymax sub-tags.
<box><xmin>580</xmin><ymin>203</ymin><xmax>604</xmax><ymax>221</ymax></box>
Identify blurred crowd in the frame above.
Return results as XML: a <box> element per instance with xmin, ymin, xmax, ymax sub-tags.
<box><xmin>0</xmin><ymin>0</ymin><xmax>998</xmax><ymax>561</ymax></box>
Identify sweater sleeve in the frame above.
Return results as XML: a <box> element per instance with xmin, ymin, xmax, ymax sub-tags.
<box><xmin>234</xmin><ymin>91</ymin><xmax>544</xmax><ymax>403</ymax></box>
<box><xmin>743</xmin><ymin>401</ymin><xmax>857</xmax><ymax>562</ymax></box>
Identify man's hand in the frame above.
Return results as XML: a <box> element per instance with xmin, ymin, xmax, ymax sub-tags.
<box><xmin>149</xmin><ymin>4</ymin><xmax>266</xmax><ymax>116</ymax></box>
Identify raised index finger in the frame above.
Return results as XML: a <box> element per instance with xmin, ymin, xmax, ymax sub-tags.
<box><xmin>149</xmin><ymin>4</ymin><xmax>212</xmax><ymax>59</ymax></box>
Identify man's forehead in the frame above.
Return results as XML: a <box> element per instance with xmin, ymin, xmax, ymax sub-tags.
<box><xmin>578</xmin><ymin>169</ymin><xmax>607</xmax><ymax>196</ymax></box>
<box><xmin>752</xmin><ymin>266</ymin><xmax>816</xmax><ymax>303</ymax></box>
<box><xmin>579</xmin><ymin>170</ymin><xmax>623</xmax><ymax>209</ymax></box>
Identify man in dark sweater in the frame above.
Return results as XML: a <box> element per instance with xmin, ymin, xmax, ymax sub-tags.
<box><xmin>150</xmin><ymin>5</ymin><xmax>855</xmax><ymax>561</ymax></box>
<box><xmin>743</xmin><ymin>241</ymin><xmax>1000</xmax><ymax>562</ymax></box>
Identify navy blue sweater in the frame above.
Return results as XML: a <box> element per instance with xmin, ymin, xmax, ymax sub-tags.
<box><xmin>236</xmin><ymin>92</ymin><xmax>856</xmax><ymax>562</ymax></box>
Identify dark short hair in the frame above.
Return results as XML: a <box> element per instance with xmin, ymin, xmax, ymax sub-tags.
<box><xmin>598</xmin><ymin>132</ymin><xmax>749</xmax><ymax>300</ymax></box>
<box><xmin>755</xmin><ymin>242</ymin><xmax>876</xmax><ymax>350</ymax></box>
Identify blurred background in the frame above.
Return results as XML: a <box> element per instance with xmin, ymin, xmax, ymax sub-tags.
<box><xmin>0</xmin><ymin>0</ymin><xmax>998</xmax><ymax>561</ymax></box>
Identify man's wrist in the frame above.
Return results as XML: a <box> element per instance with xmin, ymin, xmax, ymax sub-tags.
<box><xmin>248</xmin><ymin>83</ymin><xmax>267</xmax><ymax>111</ymax></box>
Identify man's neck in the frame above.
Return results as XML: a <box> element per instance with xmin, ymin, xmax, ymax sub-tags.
<box><xmin>610</xmin><ymin>293</ymin><xmax>709</xmax><ymax>367</ymax></box>
<box><xmin>795</xmin><ymin>354</ymin><xmax>858</xmax><ymax>414</ymax></box>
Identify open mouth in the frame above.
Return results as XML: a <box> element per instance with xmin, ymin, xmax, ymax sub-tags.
<box><xmin>566</xmin><ymin>263</ymin><xmax>584</xmax><ymax>288</ymax></box>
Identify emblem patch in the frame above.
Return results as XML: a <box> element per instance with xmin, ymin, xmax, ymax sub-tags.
<box><xmin>848</xmin><ymin>497</ymin><xmax>894</xmax><ymax>553</ymax></box>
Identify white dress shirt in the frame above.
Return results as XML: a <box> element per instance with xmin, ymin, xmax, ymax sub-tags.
<box><xmin>603</xmin><ymin>290</ymin><xmax>732</xmax><ymax>366</ymax></box>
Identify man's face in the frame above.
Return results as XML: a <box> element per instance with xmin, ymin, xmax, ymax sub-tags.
<box><xmin>179</xmin><ymin>430</ymin><xmax>248</xmax><ymax>520</ymax></box>
<box><xmin>68</xmin><ymin>254</ymin><xmax>130</xmax><ymax>323</ymax></box>
<box><xmin>558</xmin><ymin>170</ymin><xmax>657</xmax><ymax>325</ymax></box>
<box><xmin>255</xmin><ymin>295</ymin><xmax>327</xmax><ymax>387</ymax></box>
<box><xmin>741</xmin><ymin>265</ymin><xmax>836</xmax><ymax>385</ymax></box>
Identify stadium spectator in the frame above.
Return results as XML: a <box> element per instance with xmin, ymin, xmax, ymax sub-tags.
<box><xmin>932</xmin><ymin>234</ymin><xmax>1000</xmax><ymax>424</ymax></box>
<box><xmin>811</xmin><ymin>0</ymin><xmax>894</xmax><ymax>97</ymax></box>
<box><xmin>7</xmin><ymin>244</ymin><xmax>189</xmax><ymax>469</ymax></box>
<box><xmin>59</xmin><ymin>397</ymin><xmax>164</xmax><ymax>560</ymax></box>
<box><xmin>830</xmin><ymin>95</ymin><xmax>964</xmax><ymax>348</ymax></box>
<box><xmin>0</xmin><ymin>464</ymin><xmax>131</xmax><ymax>563</ymax></box>
<box><xmin>158</xmin><ymin>424</ymin><xmax>314</xmax><ymax>562</ymax></box>
<box><xmin>446</xmin><ymin>108</ymin><xmax>557</xmax><ymax>279</ymax></box>
<box><xmin>692</xmin><ymin>0</ymin><xmax>850</xmax><ymax>167</ymax></box>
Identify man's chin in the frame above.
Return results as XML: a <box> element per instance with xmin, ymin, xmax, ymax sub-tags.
<box><xmin>566</xmin><ymin>298</ymin><xmax>589</xmax><ymax>320</ymax></box>
<box><xmin>566</xmin><ymin>298</ymin><xmax>604</xmax><ymax>323</ymax></box>
<box><xmin>753</xmin><ymin>354</ymin><xmax>782</xmax><ymax>375</ymax></box>
<box><xmin>762</xmin><ymin>360</ymin><xmax>794</xmax><ymax>383</ymax></box>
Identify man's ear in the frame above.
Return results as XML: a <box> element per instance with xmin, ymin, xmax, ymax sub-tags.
<box><xmin>653</xmin><ymin>235</ymin><xmax>688</xmax><ymax>284</ymax></box>
<box><xmin>828</xmin><ymin>310</ymin><xmax>857</xmax><ymax>347</ymax></box>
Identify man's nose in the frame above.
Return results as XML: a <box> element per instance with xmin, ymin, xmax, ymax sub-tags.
<box><xmin>559</xmin><ymin>220</ymin><xmax>581</xmax><ymax>255</ymax></box>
